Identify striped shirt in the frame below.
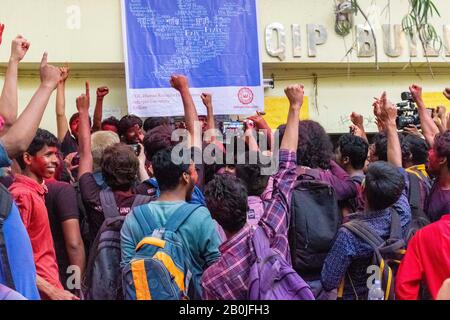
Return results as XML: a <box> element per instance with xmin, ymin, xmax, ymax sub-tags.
<box><xmin>201</xmin><ymin>150</ymin><xmax>297</xmax><ymax>300</ymax></box>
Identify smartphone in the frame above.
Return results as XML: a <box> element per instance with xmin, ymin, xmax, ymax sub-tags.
<box><xmin>222</xmin><ymin>121</ymin><xmax>245</xmax><ymax>136</ymax></box>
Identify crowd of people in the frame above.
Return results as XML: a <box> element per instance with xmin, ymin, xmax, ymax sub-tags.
<box><xmin>1</xmin><ymin>28</ymin><xmax>450</xmax><ymax>301</ymax></box>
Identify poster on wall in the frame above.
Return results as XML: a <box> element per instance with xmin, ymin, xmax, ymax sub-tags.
<box><xmin>121</xmin><ymin>0</ymin><xmax>264</xmax><ymax>117</ymax></box>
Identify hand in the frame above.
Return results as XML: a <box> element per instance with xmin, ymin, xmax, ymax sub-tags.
<box><xmin>170</xmin><ymin>75</ymin><xmax>189</xmax><ymax>92</ymax></box>
<box><xmin>64</xmin><ymin>152</ymin><xmax>79</xmax><ymax>172</ymax></box>
<box><xmin>48</xmin><ymin>288</ymin><xmax>80</xmax><ymax>301</ymax></box>
<box><xmin>284</xmin><ymin>84</ymin><xmax>304</xmax><ymax>109</ymax></box>
<box><xmin>409</xmin><ymin>84</ymin><xmax>423</xmax><ymax>104</ymax></box>
<box><xmin>201</xmin><ymin>93</ymin><xmax>212</xmax><ymax>109</ymax></box>
<box><xmin>10</xmin><ymin>35</ymin><xmax>30</xmax><ymax>62</ymax></box>
<box><xmin>134</xmin><ymin>124</ymin><xmax>144</xmax><ymax>143</ymax></box>
<box><xmin>379</xmin><ymin>92</ymin><xmax>397</xmax><ymax>127</ymax></box>
<box><xmin>248</xmin><ymin>112</ymin><xmax>270</xmax><ymax>130</ymax></box>
<box><xmin>350</xmin><ymin>112</ymin><xmax>364</xmax><ymax>128</ymax></box>
<box><xmin>137</xmin><ymin>143</ymin><xmax>146</xmax><ymax>163</ymax></box>
<box><xmin>244</xmin><ymin>119</ymin><xmax>255</xmax><ymax>132</ymax></box>
<box><xmin>443</xmin><ymin>88</ymin><xmax>450</xmax><ymax>101</ymax></box>
<box><xmin>76</xmin><ymin>81</ymin><xmax>90</xmax><ymax>113</ymax></box>
<box><xmin>96</xmin><ymin>86</ymin><xmax>109</xmax><ymax>99</ymax></box>
<box><xmin>59</xmin><ymin>64</ymin><xmax>70</xmax><ymax>85</ymax></box>
<box><xmin>40</xmin><ymin>52</ymin><xmax>63</xmax><ymax>90</ymax></box>
<box><xmin>349</xmin><ymin>124</ymin><xmax>364</xmax><ymax>138</ymax></box>
<box><xmin>403</xmin><ymin>125</ymin><xmax>423</xmax><ymax>138</ymax></box>
<box><xmin>0</xmin><ymin>23</ymin><xmax>4</xmax><ymax>46</ymax></box>
<box><xmin>437</xmin><ymin>106</ymin><xmax>447</xmax><ymax>121</ymax></box>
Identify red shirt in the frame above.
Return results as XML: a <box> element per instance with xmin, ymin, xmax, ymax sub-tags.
<box><xmin>9</xmin><ymin>175</ymin><xmax>63</xmax><ymax>291</ymax></box>
<box><xmin>396</xmin><ymin>214</ymin><xmax>450</xmax><ymax>300</ymax></box>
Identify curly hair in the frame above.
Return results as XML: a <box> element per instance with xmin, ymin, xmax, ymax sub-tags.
<box><xmin>338</xmin><ymin>134</ymin><xmax>369</xmax><ymax>170</ymax></box>
<box><xmin>279</xmin><ymin>120</ymin><xmax>333</xmax><ymax>169</ymax></box>
<box><xmin>205</xmin><ymin>174</ymin><xmax>248</xmax><ymax>233</ymax></box>
<box><xmin>373</xmin><ymin>132</ymin><xmax>404</xmax><ymax>162</ymax></box>
<box><xmin>434</xmin><ymin>131</ymin><xmax>450</xmax><ymax>170</ymax></box>
<box><xmin>101</xmin><ymin>143</ymin><xmax>139</xmax><ymax>191</ymax></box>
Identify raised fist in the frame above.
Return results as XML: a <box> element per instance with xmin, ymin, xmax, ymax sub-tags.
<box><xmin>409</xmin><ymin>84</ymin><xmax>423</xmax><ymax>103</ymax></box>
<box><xmin>201</xmin><ymin>93</ymin><xmax>212</xmax><ymax>108</ymax></box>
<box><xmin>59</xmin><ymin>64</ymin><xmax>70</xmax><ymax>84</ymax></box>
<box><xmin>170</xmin><ymin>75</ymin><xmax>189</xmax><ymax>92</ymax></box>
<box><xmin>284</xmin><ymin>84</ymin><xmax>305</xmax><ymax>110</ymax></box>
<box><xmin>96</xmin><ymin>86</ymin><xmax>110</xmax><ymax>99</ymax></box>
<box><xmin>11</xmin><ymin>35</ymin><xmax>30</xmax><ymax>62</ymax></box>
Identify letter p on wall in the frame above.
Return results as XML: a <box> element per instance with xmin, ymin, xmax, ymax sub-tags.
<box><xmin>66</xmin><ymin>5</ymin><xmax>81</xmax><ymax>30</ymax></box>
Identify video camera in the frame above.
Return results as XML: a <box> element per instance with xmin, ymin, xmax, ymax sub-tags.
<box><xmin>396</xmin><ymin>92</ymin><xmax>420</xmax><ymax>130</ymax></box>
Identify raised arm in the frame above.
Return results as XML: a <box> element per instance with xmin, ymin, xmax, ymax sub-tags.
<box><xmin>248</xmin><ymin>112</ymin><xmax>274</xmax><ymax>152</ymax></box>
<box><xmin>170</xmin><ymin>75</ymin><xmax>201</xmax><ymax>149</ymax></box>
<box><xmin>0</xmin><ymin>34</ymin><xmax>30</xmax><ymax>133</ymax></box>
<box><xmin>379</xmin><ymin>92</ymin><xmax>402</xmax><ymax>168</ymax></box>
<box><xmin>201</xmin><ymin>93</ymin><xmax>225</xmax><ymax>152</ymax></box>
<box><xmin>55</xmin><ymin>64</ymin><xmax>70</xmax><ymax>142</ymax></box>
<box><xmin>281</xmin><ymin>84</ymin><xmax>303</xmax><ymax>152</ymax></box>
<box><xmin>77</xmin><ymin>82</ymin><xmax>93</xmax><ymax>179</ymax></box>
<box><xmin>410</xmin><ymin>84</ymin><xmax>440</xmax><ymax>147</ymax></box>
<box><xmin>1</xmin><ymin>53</ymin><xmax>62</xmax><ymax>158</ymax></box>
<box><xmin>350</xmin><ymin>112</ymin><xmax>368</xmax><ymax>142</ymax></box>
<box><xmin>92</xmin><ymin>86</ymin><xmax>109</xmax><ymax>132</ymax></box>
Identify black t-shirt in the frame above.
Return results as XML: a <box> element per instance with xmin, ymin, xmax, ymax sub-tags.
<box><xmin>44</xmin><ymin>180</ymin><xmax>80</xmax><ymax>288</ymax></box>
<box><xmin>79</xmin><ymin>173</ymin><xmax>144</xmax><ymax>238</ymax></box>
<box><xmin>61</xmin><ymin>131</ymin><xmax>78</xmax><ymax>158</ymax></box>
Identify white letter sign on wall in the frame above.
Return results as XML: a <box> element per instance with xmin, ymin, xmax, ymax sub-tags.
<box><xmin>265</xmin><ymin>23</ymin><xmax>286</xmax><ymax>61</ymax></box>
<box><xmin>307</xmin><ymin>24</ymin><xmax>328</xmax><ymax>57</ymax></box>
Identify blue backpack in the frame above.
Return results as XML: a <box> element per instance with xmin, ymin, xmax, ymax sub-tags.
<box><xmin>122</xmin><ymin>203</ymin><xmax>201</xmax><ymax>300</ymax></box>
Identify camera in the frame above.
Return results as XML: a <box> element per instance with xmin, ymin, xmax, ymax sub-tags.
<box><xmin>396</xmin><ymin>92</ymin><xmax>420</xmax><ymax>130</ymax></box>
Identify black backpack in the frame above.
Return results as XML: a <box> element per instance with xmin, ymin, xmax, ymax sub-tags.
<box><xmin>339</xmin><ymin>209</ymin><xmax>406</xmax><ymax>300</ymax></box>
<box><xmin>406</xmin><ymin>172</ymin><xmax>430</xmax><ymax>242</ymax></box>
<box><xmin>82</xmin><ymin>189</ymin><xmax>151</xmax><ymax>300</ymax></box>
<box><xmin>288</xmin><ymin>171</ymin><xmax>341</xmax><ymax>281</ymax></box>
<box><xmin>0</xmin><ymin>184</ymin><xmax>14</xmax><ymax>290</ymax></box>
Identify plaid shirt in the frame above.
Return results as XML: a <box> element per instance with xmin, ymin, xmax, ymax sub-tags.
<box><xmin>201</xmin><ymin>150</ymin><xmax>297</xmax><ymax>300</ymax></box>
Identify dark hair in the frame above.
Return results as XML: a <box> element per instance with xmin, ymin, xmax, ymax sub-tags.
<box><xmin>338</xmin><ymin>134</ymin><xmax>369</xmax><ymax>170</ymax></box>
<box><xmin>279</xmin><ymin>120</ymin><xmax>333</xmax><ymax>169</ymax></box>
<box><xmin>205</xmin><ymin>174</ymin><xmax>248</xmax><ymax>233</ymax></box>
<box><xmin>434</xmin><ymin>131</ymin><xmax>450</xmax><ymax>170</ymax></box>
<box><xmin>372</xmin><ymin>133</ymin><xmax>388</xmax><ymax>162</ymax></box>
<box><xmin>143</xmin><ymin>117</ymin><xmax>170</xmax><ymax>132</ymax></box>
<box><xmin>364</xmin><ymin>161</ymin><xmax>405</xmax><ymax>211</ymax></box>
<box><xmin>152</xmin><ymin>148</ymin><xmax>191</xmax><ymax>192</ymax></box>
<box><xmin>372</xmin><ymin>132</ymin><xmax>404</xmax><ymax>162</ymax></box>
<box><xmin>69</xmin><ymin>113</ymin><xmax>80</xmax><ymax>126</ymax></box>
<box><xmin>101</xmin><ymin>143</ymin><xmax>139</xmax><ymax>191</ymax></box>
<box><xmin>16</xmin><ymin>129</ymin><xmax>59</xmax><ymax>170</ymax></box>
<box><xmin>235</xmin><ymin>151</ymin><xmax>271</xmax><ymax>196</ymax></box>
<box><xmin>69</xmin><ymin>112</ymin><xmax>91</xmax><ymax>127</ymax></box>
<box><xmin>118</xmin><ymin>115</ymin><xmax>143</xmax><ymax>137</ymax></box>
<box><xmin>143</xmin><ymin>125</ymin><xmax>175</xmax><ymax>161</ymax></box>
<box><xmin>101</xmin><ymin>116</ymin><xmax>120</xmax><ymax>130</ymax></box>
<box><xmin>401</xmin><ymin>134</ymin><xmax>430</xmax><ymax>166</ymax></box>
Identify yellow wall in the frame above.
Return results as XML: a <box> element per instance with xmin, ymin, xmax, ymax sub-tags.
<box><xmin>1</xmin><ymin>0</ymin><xmax>450</xmax><ymax>134</ymax></box>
